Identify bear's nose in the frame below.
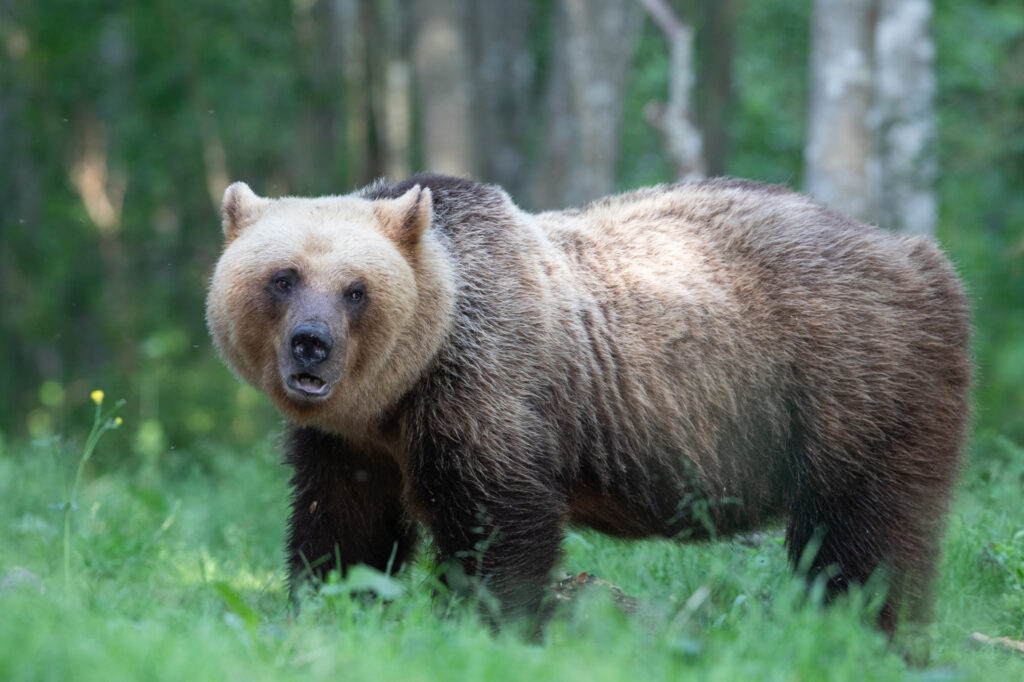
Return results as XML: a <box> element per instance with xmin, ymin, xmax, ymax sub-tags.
<box><xmin>290</xmin><ymin>324</ymin><xmax>332</xmax><ymax>366</ymax></box>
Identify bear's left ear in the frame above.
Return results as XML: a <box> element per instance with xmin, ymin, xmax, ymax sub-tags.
<box><xmin>221</xmin><ymin>182</ymin><xmax>270</xmax><ymax>243</ymax></box>
<box><xmin>374</xmin><ymin>184</ymin><xmax>433</xmax><ymax>250</ymax></box>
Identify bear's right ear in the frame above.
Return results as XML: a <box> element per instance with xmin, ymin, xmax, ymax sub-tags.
<box><xmin>374</xmin><ymin>184</ymin><xmax>433</xmax><ymax>250</ymax></box>
<box><xmin>221</xmin><ymin>182</ymin><xmax>269</xmax><ymax>242</ymax></box>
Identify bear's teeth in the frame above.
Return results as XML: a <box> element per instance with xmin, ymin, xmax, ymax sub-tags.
<box><xmin>294</xmin><ymin>374</ymin><xmax>326</xmax><ymax>392</ymax></box>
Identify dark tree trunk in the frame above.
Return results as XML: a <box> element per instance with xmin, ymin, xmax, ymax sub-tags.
<box><xmin>699</xmin><ymin>0</ymin><xmax>736</xmax><ymax>176</ymax></box>
<box><xmin>466</xmin><ymin>2</ymin><xmax>534</xmax><ymax>201</ymax></box>
<box><xmin>414</xmin><ymin>0</ymin><xmax>478</xmax><ymax>177</ymax></box>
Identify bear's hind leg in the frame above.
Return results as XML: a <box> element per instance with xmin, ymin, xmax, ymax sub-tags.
<box><xmin>285</xmin><ymin>427</ymin><xmax>418</xmax><ymax>592</ymax></box>
<box><xmin>785</xmin><ymin>442</ymin><xmax>952</xmax><ymax>635</ymax></box>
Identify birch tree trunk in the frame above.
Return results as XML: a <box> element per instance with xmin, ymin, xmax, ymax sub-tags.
<box><xmin>873</xmin><ymin>0</ymin><xmax>937</xmax><ymax>236</ymax></box>
<box><xmin>803</xmin><ymin>0</ymin><xmax>876</xmax><ymax>222</ymax></box>
<box><xmin>534</xmin><ymin>0</ymin><xmax>643</xmax><ymax>208</ymax></box>
<box><xmin>804</xmin><ymin>0</ymin><xmax>937</xmax><ymax>234</ymax></box>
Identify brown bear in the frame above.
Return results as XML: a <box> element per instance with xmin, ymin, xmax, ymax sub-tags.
<box><xmin>205</xmin><ymin>175</ymin><xmax>970</xmax><ymax>634</ymax></box>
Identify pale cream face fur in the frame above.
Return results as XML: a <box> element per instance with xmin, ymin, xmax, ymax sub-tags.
<box><xmin>206</xmin><ymin>182</ymin><xmax>455</xmax><ymax>436</ymax></box>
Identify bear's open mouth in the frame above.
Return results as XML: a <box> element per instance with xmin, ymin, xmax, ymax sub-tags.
<box><xmin>287</xmin><ymin>372</ymin><xmax>331</xmax><ymax>398</ymax></box>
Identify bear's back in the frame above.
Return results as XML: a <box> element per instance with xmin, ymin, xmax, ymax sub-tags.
<box><xmin>527</xmin><ymin>178</ymin><xmax>969</xmax><ymax>510</ymax></box>
<box><xmin>536</xmin><ymin>178</ymin><xmax>966</xmax><ymax>361</ymax></box>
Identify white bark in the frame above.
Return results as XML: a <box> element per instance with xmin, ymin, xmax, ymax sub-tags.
<box><xmin>873</xmin><ymin>0</ymin><xmax>937</xmax><ymax>236</ymax></box>
<box><xmin>70</xmin><ymin>114</ymin><xmax>125</xmax><ymax>233</ymax></box>
<box><xmin>288</xmin><ymin>0</ymin><xmax>358</xmax><ymax>190</ymax></box>
<box><xmin>803</xmin><ymin>0</ymin><xmax>876</xmax><ymax>222</ymax></box>
<box><xmin>563</xmin><ymin>0</ymin><xmax>643</xmax><ymax>204</ymax></box>
<box><xmin>804</xmin><ymin>0</ymin><xmax>937</xmax><ymax>234</ymax></box>
<box><xmin>534</xmin><ymin>0</ymin><xmax>642</xmax><ymax>208</ymax></box>
<box><xmin>336</xmin><ymin>0</ymin><xmax>368</xmax><ymax>185</ymax></box>
<box><xmin>70</xmin><ymin>17</ymin><xmax>129</xmax><ymax>232</ymax></box>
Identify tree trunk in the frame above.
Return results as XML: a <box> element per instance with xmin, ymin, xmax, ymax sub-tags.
<box><xmin>414</xmin><ymin>0</ymin><xmax>477</xmax><ymax>177</ymax></box>
<box><xmin>532</xmin><ymin>11</ymin><xmax>574</xmax><ymax>211</ymax></box>
<box><xmin>804</xmin><ymin>0</ymin><xmax>937</xmax><ymax>234</ymax></box>
<box><xmin>533</xmin><ymin>0</ymin><xmax>643</xmax><ymax>209</ymax></box>
<box><xmin>290</xmin><ymin>0</ymin><xmax>351</xmax><ymax>193</ymax></box>
<box><xmin>466</xmin><ymin>2</ymin><xmax>534</xmax><ymax>200</ymax></box>
<box><xmin>803</xmin><ymin>0</ymin><xmax>876</xmax><ymax>222</ymax></box>
<box><xmin>376</xmin><ymin>0</ymin><xmax>414</xmax><ymax>181</ymax></box>
<box><xmin>699</xmin><ymin>0</ymin><xmax>735</xmax><ymax>176</ymax></box>
<box><xmin>873</xmin><ymin>0</ymin><xmax>936</xmax><ymax>236</ymax></box>
<box><xmin>0</xmin><ymin>6</ymin><xmax>40</xmax><ymax>417</ymax></box>
<box><xmin>336</xmin><ymin>0</ymin><xmax>371</xmax><ymax>187</ymax></box>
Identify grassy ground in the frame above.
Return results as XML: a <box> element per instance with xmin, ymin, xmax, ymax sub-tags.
<box><xmin>1</xmin><ymin>428</ymin><xmax>1022</xmax><ymax>681</ymax></box>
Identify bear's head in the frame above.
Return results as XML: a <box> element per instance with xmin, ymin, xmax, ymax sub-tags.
<box><xmin>206</xmin><ymin>182</ymin><xmax>454</xmax><ymax>433</ymax></box>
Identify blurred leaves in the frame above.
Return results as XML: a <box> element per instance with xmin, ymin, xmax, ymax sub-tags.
<box><xmin>0</xmin><ymin>0</ymin><xmax>1022</xmax><ymax>463</ymax></box>
<box><xmin>935</xmin><ymin>1</ymin><xmax>1024</xmax><ymax>441</ymax></box>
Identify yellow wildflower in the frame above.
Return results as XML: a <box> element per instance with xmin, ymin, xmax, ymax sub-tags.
<box><xmin>90</xmin><ymin>390</ymin><xmax>104</xmax><ymax>405</ymax></box>
<box><xmin>114</xmin><ymin>417</ymin><xmax>123</xmax><ymax>426</ymax></box>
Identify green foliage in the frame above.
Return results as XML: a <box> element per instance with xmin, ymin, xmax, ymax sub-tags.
<box><xmin>724</xmin><ymin>0</ymin><xmax>812</xmax><ymax>184</ymax></box>
<box><xmin>0</xmin><ymin>0</ymin><xmax>304</xmax><ymax>459</ymax></box>
<box><xmin>0</xmin><ymin>4</ymin><xmax>1020</xmax><ymax>676</ymax></box>
<box><xmin>1</xmin><ymin>0</ymin><xmax>1022</xmax><ymax>462</ymax></box>
<box><xmin>2</xmin><ymin>437</ymin><xmax>1023</xmax><ymax>681</ymax></box>
<box><xmin>934</xmin><ymin>1</ymin><xmax>1024</xmax><ymax>442</ymax></box>
<box><xmin>61</xmin><ymin>391</ymin><xmax>124</xmax><ymax>589</ymax></box>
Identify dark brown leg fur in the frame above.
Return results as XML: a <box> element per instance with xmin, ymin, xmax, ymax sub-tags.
<box><xmin>407</xmin><ymin>430</ymin><xmax>566</xmax><ymax>628</ymax></box>
<box><xmin>786</xmin><ymin>466</ymin><xmax>902</xmax><ymax>631</ymax></box>
<box><xmin>285</xmin><ymin>427</ymin><xmax>418</xmax><ymax>591</ymax></box>
<box><xmin>785</xmin><ymin>416</ymin><xmax>960</xmax><ymax>635</ymax></box>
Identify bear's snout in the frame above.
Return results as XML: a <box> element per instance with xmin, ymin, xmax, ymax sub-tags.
<box><xmin>290</xmin><ymin>323</ymin><xmax>333</xmax><ymax>367</ymax></box>
<box><xmin>284</xmin><ymin>322</ymin><xmax>337</xmax><ymax>401</ymax></box>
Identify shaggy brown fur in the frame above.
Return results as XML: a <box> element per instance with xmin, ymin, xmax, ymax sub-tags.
<box><xmin>206</xmin><ymin>175</ymin><xmax>970</xmax><ymax>634</ymax></box>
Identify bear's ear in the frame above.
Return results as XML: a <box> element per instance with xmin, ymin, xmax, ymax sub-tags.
<box><xmin>373</xmin><ymin>184</ymin><xmax>433</xmax><ymax>250</ymax></box>
<box><xmin>221</xmin><ymin>182</ymin><xmax>269</xmax><ymax>242</ymax></box>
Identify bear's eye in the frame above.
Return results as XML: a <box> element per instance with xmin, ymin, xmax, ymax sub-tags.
<box><xmin>345</xmin><ymin>283</ymin><xmax>366</xmax><ymax>306</ymax></box>
<box><xmin>269</xmin><ymin>270</ymin><xmax>298</xmax><ymax>295</ymax></box>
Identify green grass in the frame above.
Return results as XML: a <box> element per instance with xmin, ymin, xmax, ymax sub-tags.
<box><xmin>1</xmin><ymin>431</ymin><xmax>1022</xmax><ymax>681</ymax></box>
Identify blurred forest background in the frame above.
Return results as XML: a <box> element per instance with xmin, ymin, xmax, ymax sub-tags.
<box><xmin>1</xmin><ymin>0</ymin><xmax>1021</xmax><ymax>468</ymax></box>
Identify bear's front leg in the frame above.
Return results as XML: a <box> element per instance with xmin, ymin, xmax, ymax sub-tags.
<box><xmin>285</xmin><ymin>427</ymin><xmax>418</xmax><ymax>592</ymax></box>
<box><xmin>408</xmin><ymin>434</ymin><xmax>566</xmax><ymax>629</ymax></box>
